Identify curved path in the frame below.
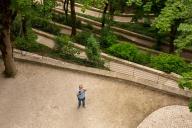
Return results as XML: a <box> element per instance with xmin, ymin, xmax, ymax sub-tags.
<box><xmin>56</xmin><ymin>2</ymin><xmax>134</xmax><ymax>23</ymax></box>
<box><xmin>36</xmin><ymin>33</ymin><xmax>87</xmax><ymax>59</ymax></box>
<box><xmin>0</xmin><ymin>60</ymin><xmax>189</xmax><ymax>128</ymax></box>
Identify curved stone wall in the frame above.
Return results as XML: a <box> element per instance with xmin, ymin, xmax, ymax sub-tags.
<box><xmin>137</xmin><ymin>105</ymin><xmax>192</xmax><ymax>128</ymax></box>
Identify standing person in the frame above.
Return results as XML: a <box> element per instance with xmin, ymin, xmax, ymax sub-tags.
<box><xmin>77</xmin><ymin>85</ymin><xmax>86</xmax><ymax>108</ymax></box>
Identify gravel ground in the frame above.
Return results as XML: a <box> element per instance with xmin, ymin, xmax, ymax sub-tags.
<box><xmin>137</xmin><ymin>105</ymin><xmax>192</xmax><ymax>128</ymax></box>
<box><xmin>0</xmin><ymin>61</ymin><xmax>188</xmax><ymax>128</ymax></box>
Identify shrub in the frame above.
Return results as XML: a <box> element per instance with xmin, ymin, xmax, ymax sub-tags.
<box><xmin>15</xmin><ymin>30</ymin><xmax>38</xmax><ymax>51</ymax></box>
<box><xmin>100</xmin><ymin>28</ymin><xmax>118</xmax><ymax>48</ymax></box>
<box><xmin>55</xmin><ymin>35</ymin><xmax>79</xmax><ymax>58</ymax></box>
<box><xmin>52</xmin><ymin>13</ymin><xmax>82</xmax><ymax>28</ymax></box>
<box><xmin>134</xmin><ymin>52</ymin><xmax>152</xmax><ymax>65</ymax></box>
<box><xmin>55</xmin><ymin>35</ymin><xmax>70</xmax><ymax>48</ymax></box>
<box><xmin>108</xmin><ymin>43</ymin><xmax>138</xmax><ymax>60</ymax></box>
<box><xmin>74</xmin><ymin>31</ymin><xmax>91</xmax><ymax>45</ymax></box>
<box><xmin>151</xmin><ymin>54</ymin><xmax>188</xmax><ymax>74</ymax></box>
<box><xmin>86</xmin><ymin>35</ymin><xmax>104</xmax><ymax>67</ymax></box>
<box><xmin>189</xmin><ymin>98</ymin><xmax>192</xmax><ymax>112</ymax></box>
<box><xmin>68</xmin><ymin>16</ymin><xmax>81</xmax><ymax>29</ymax></box>
<box><xmin>143</xmin><ymin>17</ymin><xmax>151</xmax><ymax>27</ymax></box>
<box><xmin>107</xmin><ymin>42</ymin><xmax>151</xmax><ymax>64</ymax></box>
<box><xmin>14</xmin><ymin>30</ymin><xmax>52</xmax><ymax>55</ymax></box>
<box><xmin>11</xmin><ymin>15</ymin><xmax>32</xmax><ymax>39</ymax></box>
<box><xmin>114</xmin><ymin>21</ymin><xmax>159</xmax><ymax>38</ymax></box>
<box><xmin>179</xmin><ymin>71</ymin><xmax>192</xmax><ymax>112</ymax></box>
<box><xmin>31</xmin><ymin>17</ymin><xmax>60</xmax><ymax>35</ymax></box>
<box><xmin>179</xmin><ymin>72</ymin><xmax>192</xmax><ymax>90</ymax></box>
<box><xmin>83</xmin><ymin>23</ymin><xmax>94</xmax><ymax>31</ymax></box>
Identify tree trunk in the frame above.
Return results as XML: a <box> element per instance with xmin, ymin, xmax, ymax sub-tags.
<box><xmin>169</xmin><ymin>21</ymin><xmax>180</xmax><ymax>53</ymax></box>
<box><xmin>120</xmin><ymin>0</ymin><xmax>125</xmax><ymax>13</ymax></box>
<box><xmin>63</xmin><ymin>0</ymin><xmax>69</xmax><ymax>24</ymax></box>
<box><xmin>0</xmin><ymin>32</ymin><xmax>17</xmax><ymax>77</ymax></box>
<box><xmin>43</xmin><ymin>1</ymin><xmax>46</xmax><ymax>17</ymax></box>
<box><xmin>169</xmin><ymin>28</ymin><xmax>176</xmax><ymax>53</ymax></box>
<box><xmin>169</xmin><ymin>38</ymin><xmax>175</xmax><ymax>53</ymax></box>
<box><xmin>19</xmin><ymin>16</ymin><xmax>28</xmax><ymax>37</ymax></box>
<box><xmin>109</xmin><ymin>2</ymin><xmax>115</xmax><ymax>20</ymax></box>
<box><xmin>108</xmin><ymin>2</ymin><xmax>115</xmax><ymax>27</ymax></box>
<box><xmin>22</xmin><ymin>16</ymin><xmax>27</xmax><ymax>36</ymax></box>
<box><xmin>101</xmin><ymin>3</ymin><xmax>109</xmax><ymax>28</ymax></box>
<box><xmin>0</xmin><ymin>0</ymin><xmax>17</xmax><ymax>77</ymax></box>
<box><xmin>70</xmin><ymin>0</ymin><xmax>76</xmax><ymax>36</ymax></box>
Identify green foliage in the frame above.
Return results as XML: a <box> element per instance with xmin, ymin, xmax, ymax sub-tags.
<box><xmin>12</xmin><ymin>0</ymin><xmax>33</xmax><ymax>16</ymax></box>
<box><xmin>127</xmin><ymin>0</ymin><xmax>142</xmax><ymax>6</ymax></box>
<box><xmin>55</xmin><ymin>35</ymin><xmax>79</xmax><ymax>58</ymax></box>
<box><xmin>41</xmin><ymin>0</ymin><xmax>56</xmax><ymax>18</ymax></box>
<box><xmin>76</xmin><ymin>12</ymin><xmax>101</xmax><ymax>22</ymax></box>
<box><xmin>11</xmin><ymin>14</ymin><xmax>32</xmax><ymax>38</ymax></box>
<box><xmin>52</xmin><ymin>13</ymin><xmax>82</xmax><ymax>28</ymax></box>
<box><xmin>152</xmin><ymin>1</ymin><xmax>181</xmax><ymax>33</ymax></box>
<box><xmin>189</xmin><ymin>98</ymin><xmax>192</xmax><ymax>112</ymax></box>
<box><xmin>11</xmin><ymin>16</ymin><xmax>23</xmax><ymax>38</ymax></box>
<box><xmin>135</xmin><ymin>52</ymin><xmax>151</xmax><ymax>65</ymax></box>
<box><xmin>74</xmin><ymin>31</ymin><xmax>92</xmax><ymax>45</ymax></box>
<box><xmin>76</xmin><ymin>0</ymin><xmax>107</xmax><ymax>10</ymax></box>
<box><xmin>83</xmin><ymin>23</ymin><xmax>94</xmax><ymax>31</ymax></box>
<box><xmin>100</xmin><ymin>28</ymin><xmax>118</xmax><ymax>48</ymax></box>
<box><xmin>153</xmin><ymin>0</ymin><xmax>192</xmax><ymax>51</ymax></box>
<box><xmin>54</xmin><ymin>35</ymin><xmax>106</xmax><ymax>69</ymax></box>
<box><xmin>76</xmin><ymin>11</ymin><xmax>157</xmax><ymax>38</ymax></box>
<box><xmin>31</xmin><ymin>0</ymin><xmax>57</xmax><ymax>19</ymax></box>
<box><xmin>11</xmin><ymin>0</ymin><xmax>57</xmax><ymax>36</ymax></box>
<box><xmin>179</xmin><ymin>69</ymin><xmax>192</xmax><ymax>112</ymax></box>
<box><xmin>175</xmin><ymin>23</ymin><xmax>192</xmax><ymax>51</ymax></box>
<box><xmin>114</xmin><ymin>22</ymin><xmax>157</xmax><ymax>38</ymax></box>
<box><xmin>86</xmin><ymin>35</ymin><xmax>104</xmax><ymax>67</ymax></box>
<box><xmin>31</xmin><ymin>17</ymin><xmax>60</xmax><ymax>35</ymax></box>
<box><xmin>107</xmin><ymin>42</ymin><xmax>151</xmax><ymax>64</ymax></box>
<box><xmin>15</xmin><ymin>32</ymin><xmax>106</xmax><ymax>69</ymax></box>
<box><xmin>127</xmin><ymin>0</ymin><xmax>166</xmax><ymax>22</ymax></box>
<box><xmin>108</xmin><ymin>42</ymin><xmax>138</xmax><ymax>61</ymax></box>
<box><xmin>151</xmin><ymin>53</ymin><xmax>188</xmax><ymax>74</ymax></box>
<box><xmin>14</xmin><ymin>30</ymin><xmax>45</xmax><ymax>52</ymax></box>
<box><xmin>143</xmin><ymin>0</ymin><xmax>166</xmax><ymax>15</ymax></box>
<box><xmin>179</xmin><ymin>72</ymin><xmax>192</xmax><ymax>90</ymax></box>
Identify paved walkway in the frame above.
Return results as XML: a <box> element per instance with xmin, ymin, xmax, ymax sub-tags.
<box><xmin>37</xmin><ymin>35</ymin><xmax>56</xmax><ymax>49</ymax></box>
<box><xmin>36</xmin><ymin>34</ymin><xmax>87</xmax><ymax>59</ymax></box>
<box><xmin>56</xmin><ymin>3</ymin><xmax>134</xmax><ymax>23</ymax></box>
<box><xmin>0</xmin><ymin>61</ymin><xmax>188</xmax><ymax>128</ymax></box>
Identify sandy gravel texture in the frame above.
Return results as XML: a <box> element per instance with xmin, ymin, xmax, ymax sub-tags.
<box><xmin>0</xmin><ymin>61</ymin><xmax>188</xmax><ymax>128</ymax></box>
<box><xmin>37</xmin><ymin>35</ymin><xmax>55</xmax><ymax>49</ymax></box>
<box><xmin>137</xmin><ymin>105</ymin><xmax>192</xmax><ymax>128</ymax></box>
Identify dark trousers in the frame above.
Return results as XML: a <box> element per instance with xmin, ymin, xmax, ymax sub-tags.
<box><xmin>78</xmin><ymin>98</ymin><xmax>85</xmax><ymax>107</ymax></box>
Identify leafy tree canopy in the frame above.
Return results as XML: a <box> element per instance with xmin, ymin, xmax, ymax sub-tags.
<box><xmin>153</xmin><ymin>0</ymin><xmax>192</xmax><ymax>51</ymax></box>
